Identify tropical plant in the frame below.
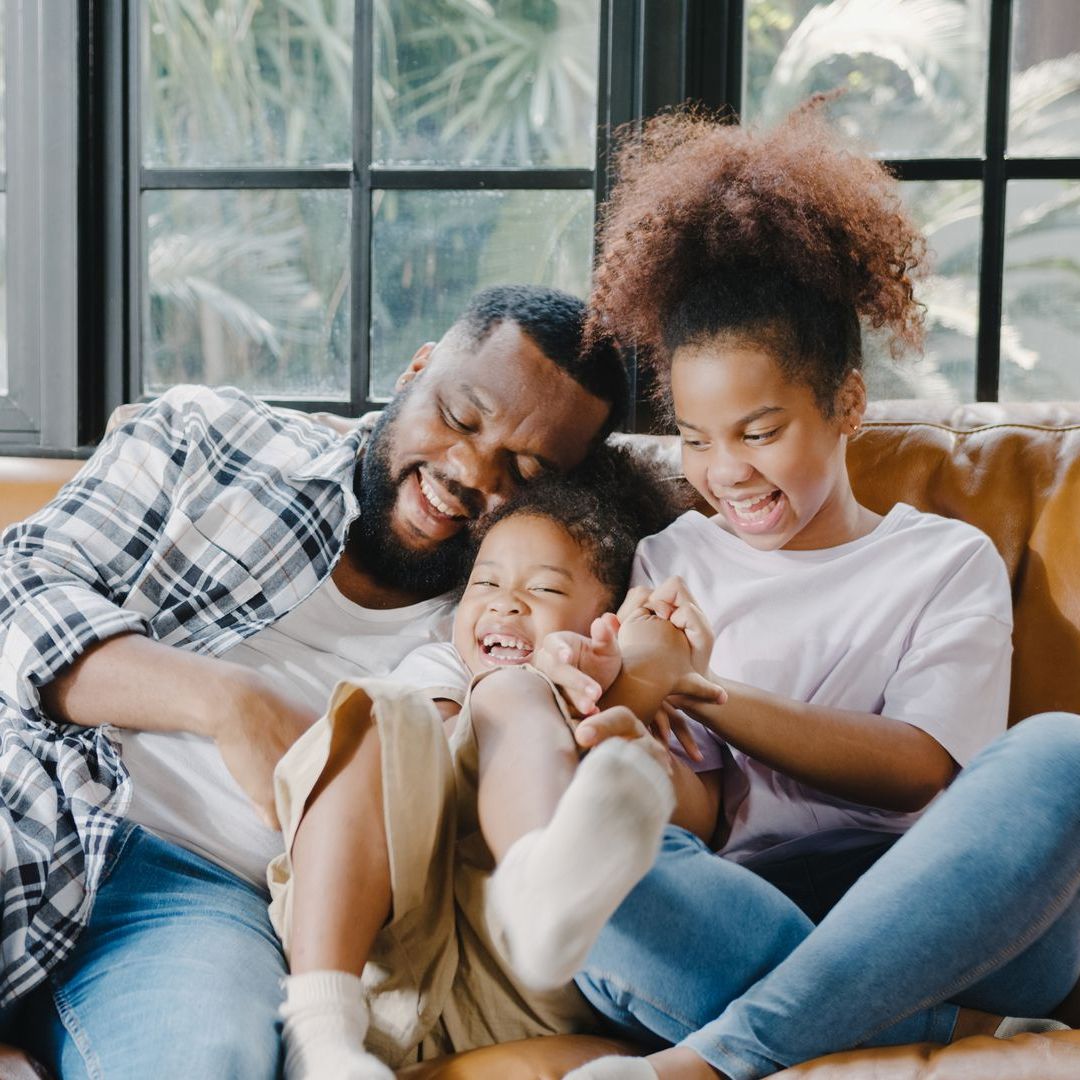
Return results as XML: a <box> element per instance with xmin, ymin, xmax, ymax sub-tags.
<box><xmin>144</xmin><ymin>0</ymin><xmax>599</xmax><ymax>399</ymax></box>
<box><xmin>373</xmin><ymin>0</ymin><xmax>598</xmax><ymax>167</ymax></box>
<box><xmin>747</xmin><ymin>0</ymin><xmax>1080</xmax><ymax>400</ymax></box>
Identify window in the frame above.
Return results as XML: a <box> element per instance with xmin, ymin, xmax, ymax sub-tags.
<box><xmin>738</xmin><ymin>0</ymin><xmax>1080</xmax><ymax>403</ymax></box>
<box><xmin>0</xmin><ymin>1</ymin><xmax>80</xmax><ymax>449</ymax></box>
<box><xmin>134</xmin><ymin>0</ymin><xmax>618</xmax><ymax>414</ymax></box>
<box><xmin>0</xmin><ymin>1</ymin><xmax>1076</xmax><ymax>452</ymax></box>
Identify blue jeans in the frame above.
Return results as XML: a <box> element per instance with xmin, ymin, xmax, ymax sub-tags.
<box><xmin>9</xmin><ymin>824</ymin><xmax>286</xmax><ymax>1079</ymax></box>
<box><xmin>576</xmin><ymin>712</ymin><xmax>1080</xmax><ymax>1080</ymax></box>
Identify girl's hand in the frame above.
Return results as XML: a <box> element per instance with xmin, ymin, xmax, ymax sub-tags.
<box><xmin>617</xmin><ymin>598</ymin><xmax>719</xmax><ymax>702</ymax></box>
<box><xmin>616</xmin><ymin>585</ymin><xmax>654</xmax><ymax>625</ymax></box>
<box><xmin>670</xmin><ymin>669</ymin><xmax>728</xmax><ymax>707</ymax></box>
<box><xmin>574</xmin><ymin>705</ymin><xmax>673</xmax><ymax>775</ymax></box>
<box><xmin>533</xmin><ymin>612</ymin><xmax>623</xmax><ymax>717</ymax></box>
<box><xmin>649</xmin><ymin>704</ymin><xmax>706</xmax><ymax>763</ymax></box>
<box><xmin>645</xmin><ymin>576</ymin><xmax>715</xmax><ymax>674</ymax></box>
<box><xmin>662</xmin><ymin>667</ymin><xmax>730</xmax><ymax>735</ymax></box>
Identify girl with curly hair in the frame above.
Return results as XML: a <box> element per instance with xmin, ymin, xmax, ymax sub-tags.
<box><xmin>552</xmin><ymin>104</ymin><xmax>1080</xmax><ymax>1079</ymax></box>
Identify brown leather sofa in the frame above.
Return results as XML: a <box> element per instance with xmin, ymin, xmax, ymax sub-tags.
<box><xmin>2</xmin><ymin>399</ymin><xmax>1079</xmax><ymax>1079</ymax></box>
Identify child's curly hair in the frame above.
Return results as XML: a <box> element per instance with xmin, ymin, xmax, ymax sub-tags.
<box><xmin>587</xmin><ymin>99</ymin><xmax>927</xmax><ymax>413</ymax></box>
<box><xmin>474</xmin><ymin>443</ymin><xmax>686</xmax><ymax>608</ymax></box>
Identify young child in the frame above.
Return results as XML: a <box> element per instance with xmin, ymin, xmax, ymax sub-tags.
<box><xmin>549</xmin><ymin>105</ymin><xmax>1076</xmax><ymax>1080</ymax></box>
<box><xmin>266</xmin><ymin>445</ymin><xmax>721</xmax><ymax>1079</ymax></box>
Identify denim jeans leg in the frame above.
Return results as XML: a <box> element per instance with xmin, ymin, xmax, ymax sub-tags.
<box><xmin>575</xmin><ymin>825</ymin><xmax>817</xmax><ymax>1050</ymax></box>
<box><xmin>18</xmin><ymin>825</ymin><xmax>286</xmax><ymax>1080</ymax></box>
<box><xmin>681</xmin><ymin>712</ymin><xmax>1080</xmax><ymax>1079</ymax></box>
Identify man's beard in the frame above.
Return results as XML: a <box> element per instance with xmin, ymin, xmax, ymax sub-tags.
<box><xmin>349</xmin><ymin>394</ymin><xmax>475</xmax><ymax>596</ymax></box>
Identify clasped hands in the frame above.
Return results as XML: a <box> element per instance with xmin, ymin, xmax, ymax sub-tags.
<box><xmin>532</xmin><ymin>576</ymin><xmax>726</xmax><ymax>770</ymax></box>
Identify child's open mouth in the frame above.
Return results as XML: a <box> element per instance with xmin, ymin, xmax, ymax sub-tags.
<box><xmin>723</xmin><ymin>489</ymin><xmax>786</xmax><ymax>533</ymax></box>
<box><xmin>479</xmin><ymin>634</ymin><xmax>534</xmax><ymax>666</ymax></box>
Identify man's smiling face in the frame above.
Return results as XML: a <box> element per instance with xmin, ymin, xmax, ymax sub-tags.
<box><xmin>352</xmin><ymin>320</ymin><xmax>612</xmax><ymax>596</ymax></box>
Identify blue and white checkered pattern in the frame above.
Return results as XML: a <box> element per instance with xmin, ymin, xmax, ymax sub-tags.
<box><xmin>0</xmin><ymin>385</ymin><xmax>367</xmax><ymax>1005</ymax></box>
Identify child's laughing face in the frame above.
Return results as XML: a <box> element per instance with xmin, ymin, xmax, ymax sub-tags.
<box><xmin>672</xmin><ymin>340</ymin><xmax>864</xmax><ymax>552</ymax></box>
<box><xmin>453</xmin><ymin>513</ymin><xmax>611</xmax><ymax>675</ymax></box>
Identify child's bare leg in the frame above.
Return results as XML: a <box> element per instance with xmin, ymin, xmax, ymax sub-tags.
<box><xmin>290</xmin><ymin>690</ymin><xmax>390</xmax><ymax>973</ymax></box>
<box><xmin>473</xmin><ymin>672</ymin><xmax>581</xmax><ymax>860</ymax></box>
<box><xmin>280</xmin><ymin>689</ymin><xmax>394</xmax><ymax>1080</ymax></box>
<box><xmin>470</xmin><ymin>671</ymin><xmax>675</xmax><ymax>991</ymax></box>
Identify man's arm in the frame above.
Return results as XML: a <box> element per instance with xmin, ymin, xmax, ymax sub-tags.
<box><xmin>2</xmin><ymin>386</ymin><xmax>322</xmax><ymax>824</ymax></box>
<box><xmin>41</xmin><ymin>633</ymin><xmax>319</xmax><ymax>827</ymax></box>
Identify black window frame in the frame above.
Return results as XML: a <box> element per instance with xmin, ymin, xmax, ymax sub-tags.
<box><xmin>8</xmin><ymin>0</ymin><xmax>1075</xmax><ymax>454</ymax></box>
<box><xmin>690</xmin><ymin>0</ymin><xmax>1080</xmax><ymax>404</ymax></box>
<box><xmin>97</xmin><ymin>0</ymin><xmax>648</xmax><ymax>429</ymax></box>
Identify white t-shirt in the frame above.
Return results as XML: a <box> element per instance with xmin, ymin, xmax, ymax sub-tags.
<box><xmin>120</xmin><ymin>576</ymin><xmax>457</xmax><ymax>888</ymax></box>
<box><xmin>634</xmin><ymin>503</ymin><xmax>1013</xmax><ymax>863</ymax></box>
<box><xmin>391</xmin><ymin>640</ymin><xmax>471</xmax><ymax>705</ymax></box>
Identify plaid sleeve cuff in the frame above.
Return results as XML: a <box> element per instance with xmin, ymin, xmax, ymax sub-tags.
<box><xmin>0</xmin><ymin>572</ymin><xmax>149</xmax><ymax>722</ymax></box>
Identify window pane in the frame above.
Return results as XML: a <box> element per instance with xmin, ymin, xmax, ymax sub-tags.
<box><xmin>145</xmin><ymin>189</ymin><xmax>350</xmax><ymax>398</ymax></box>
<box><xmin>743</xmin><ymin>0</ymin><xmax>988</xmax><ymax>158</ymax></box>
<box><xmin>143</xmin><ymin>0</ymin><xmax>354</xmax><ymax>167</ymax></box>
<box><xmin>1000</xmin><ymin>180</ymin><xmax>1080</xmax><ymax>400</ymax></box>
<box><xmin>864</xmin><ymin>180</ymin><xmax>982</xmax><ymax>403</ymax></box>
<box><xmin>370</xmin><ymin>188</ymin><xmax>593</xmax><ymax>396</ymax></box>
<box><xmin>0</xmin><ymin>193</ymin><xmax>6</xmax><ymax>396</ymax></box>
<box><xmin>373</xmin><ymin>0</ymin><xmax>600</xmax><ymax>167</ymax></box>
<box><xmin>0</xmin><ymin>0</ymin><xmax>5</xmax><ymax>173</ymax></box>
<box><xmin>0</xmin><ymin>0</ymin><xmax>4</xmax><ymax>394</ymax></box>
<box><xmin>1009</xmin><ymin>0</ymin><xmax>1080</xmax><ymax>157</ymax></box>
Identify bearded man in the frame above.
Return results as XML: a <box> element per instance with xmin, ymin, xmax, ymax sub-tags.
<box><xmin>0</xmin><ymin>285</ymin><xmax>625</xmax><ymax>1078</ymax></box>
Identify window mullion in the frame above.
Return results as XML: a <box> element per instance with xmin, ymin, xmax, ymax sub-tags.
<box><xmin>976</xmin><ymin>0</ymin><xmax>1015</xmax><ymax>402</ymax></box>
<box><xmin>354</xmin><ymin>0</ymin><xmax>375</xmax><ymax>413</ymax></box>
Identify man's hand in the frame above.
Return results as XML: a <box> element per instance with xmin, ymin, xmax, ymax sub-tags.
<box><xmin>206</xmin><ymin>668</ymin><xmax>321</xmax><ymax>829</ymax></box>
<box><xmin>532</xmin><ymin>612</ymin><xmax>622</xmax><ymax>717</ymax></box>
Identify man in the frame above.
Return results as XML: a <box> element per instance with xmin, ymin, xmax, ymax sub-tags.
<box><xmin>0</xmin><ymin>285</ymin><xmax>625</xmax><ymax>1077</ymax></box>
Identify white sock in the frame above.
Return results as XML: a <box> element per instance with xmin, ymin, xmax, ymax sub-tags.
<box><xmin>564</xmin><ymin>1055</ymin><xmax>659</xmax><ymax>1079</ymax></box>
<box><xmin>279</xmin><ymin>971</ymin><xmax>395</xmax><ymax>1080</ymax></box>
<box><xmin>995</xmin><ymin>1015</ymin><xmax>1071</xmax><ymax>1038</ymax></box>
<box><xmin>489</xmin><ymin>737</ymin><xmax>676</xmax><ymax>991</ymax></box>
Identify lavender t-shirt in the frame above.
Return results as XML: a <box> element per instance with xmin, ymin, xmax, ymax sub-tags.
<box><xmin>637</xmin><ymin>503</ymin><xmax>1012</xmax><ymax>863</ymax></box>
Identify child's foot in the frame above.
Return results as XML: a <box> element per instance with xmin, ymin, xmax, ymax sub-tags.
<box><xmin>995</xmin><ymin>1016</ymin><xmax>1072</xmax><ymax>1038</ymax></box>
<box><xmin>489</xmin><ymin>737</ymin><xmax>676</xmax><ymax>990</ymax></box>
<box><xmin>280</xmin><ymin>971</ymin><xmax>394</xmax><ymax>1080</ymax></box>
<box><xmin>564</xmin><ymin>1056</ymin><xmax>659</xmax><ymax>1078</ymax></box>
<box><xmin>951</xmin><ymin>1006</ymin><xmax>1071</xmax><ymax>1042</ymax></box>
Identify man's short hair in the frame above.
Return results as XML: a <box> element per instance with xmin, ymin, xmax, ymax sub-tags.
<box><xmin>455</xmin><ymin>285</ymin><xmax>628</xmax><ymax>435</ymax></box>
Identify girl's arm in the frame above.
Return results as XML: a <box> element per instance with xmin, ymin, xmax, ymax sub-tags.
<box><xmin>642</xmin><ymin>576</ymin><xmax>961</xmax><ymax>812</ymax></box>
<box><xmin>670</xmin><ymin>685</ymin><xmax>956</xmax><ymax>813</ymax></box>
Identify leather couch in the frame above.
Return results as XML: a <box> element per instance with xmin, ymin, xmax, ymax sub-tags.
<box><xmin>2</xmin><ymin>399</ymin><xmax>1079</xmax><ymax>1079</ymax></box>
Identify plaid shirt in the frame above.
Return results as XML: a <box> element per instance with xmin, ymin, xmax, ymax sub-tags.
<box><xmin>0</xmin><ymin>385</ymin><xmax>369</xmax><ymax>1006</ymax></box>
